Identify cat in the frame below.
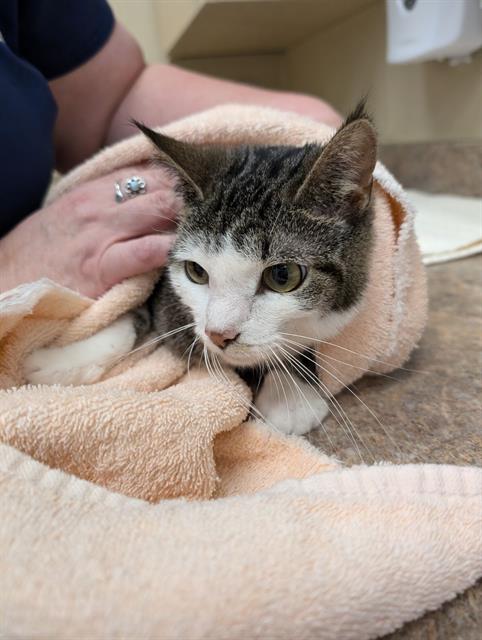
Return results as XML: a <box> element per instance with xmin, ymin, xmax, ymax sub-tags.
<box><xmin>24</xmin><ymin>101</ymin><xmax>377</xmax><ymax>436</ymax></box>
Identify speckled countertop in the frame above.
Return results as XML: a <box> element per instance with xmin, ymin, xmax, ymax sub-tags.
<box><xmin>308</xmin><ymin>254</ymin><xmax>482</xmax><ymax>639</ymax></box>
<box><xmin>308</xmin><ymin>255</ymin><xmax>481</xmax><ymax>467</ymax></box>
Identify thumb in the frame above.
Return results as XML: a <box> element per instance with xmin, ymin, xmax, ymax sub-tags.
<box><xmin>99</xmin><ymin>234</ymin><xmax>176</xmax><ymax>289</ymax></box>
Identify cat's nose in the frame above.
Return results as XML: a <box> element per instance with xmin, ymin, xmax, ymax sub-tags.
<box><xmin>205</xmin><ymin>328</ymin><xmax>240</xmax><ymax>349</ymax></box>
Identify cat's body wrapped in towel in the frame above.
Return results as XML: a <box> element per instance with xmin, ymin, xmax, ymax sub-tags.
<box><xmin>5</xmin><ymin>107</ymin><xmax>479</xmax><ymax>640</ymax></box>
<box><xmin>24</xmin><ymin>104</ymin><xmax>427</xmax><ymax>434</ymax></box>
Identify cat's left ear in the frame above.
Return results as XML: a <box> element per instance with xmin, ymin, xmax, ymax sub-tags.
<box><xmin>294</xmin><ymin>109</ymin><xmax>377</xmax><ymax>215</ymax></box>
<box><xmin>134</xmin><ymin>121</ymin><xmax>227</xmax><ymax>200</ymax></box>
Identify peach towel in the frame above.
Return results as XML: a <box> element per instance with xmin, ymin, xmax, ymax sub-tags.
<box><xmin>1</xmin><ymin>106</ymin><xmax>479</xmax><ymax>640</ymax></box>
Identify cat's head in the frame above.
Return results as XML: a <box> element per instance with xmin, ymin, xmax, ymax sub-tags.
<box><xmin>136</xmin><ymin>104</ymin><xmax>377</xmax><ymax>368</ymax></box>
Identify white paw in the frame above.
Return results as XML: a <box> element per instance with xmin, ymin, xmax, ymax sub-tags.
<box><xmin>255</xmin><ymin>369</ymin><xmax>330</xmax><ymax>436</ymax></box>
<box><xmin>24</xmin><ymin>315</ymin><xmax>137</xmax><ymax>386</ymax></box>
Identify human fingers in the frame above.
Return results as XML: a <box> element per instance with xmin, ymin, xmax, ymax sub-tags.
<box><xmin>97</xmin><ymin>164</ymin><xmax>174</xmax><ymax>195</ymax></box>
<box><xmin>98</xmin><ymin>233</ymin><xmax>177</xmax><ymax>289</ymax></box>
<box><xmin>97</xmin><ymin>163</ymin><xmax>182</xmax><ymax>236</ymax></box>
<box><xmin>111</xmin><ymin>187</ymin><xmax>182</xmax><ymax>238</ymax></box>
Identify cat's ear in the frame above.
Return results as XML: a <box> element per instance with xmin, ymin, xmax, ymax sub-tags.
<box><xmin>294</xmin><ymin>104</ymin><xmax>377</xmax><ymax>215</ymax></box>
<box><xmin>134</xmin><ymin>121</ymin><xmax>226</xmax><ymax>200</ymax></box>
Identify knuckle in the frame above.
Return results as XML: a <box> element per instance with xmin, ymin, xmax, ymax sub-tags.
<box><xmin>66</xmin><ymin>187</ymin><xmax>91</xmax><ymax>213</ymax></box>
<box><xmin>153</xmin><ymin>190</ymin><xmax>182</xmax><ymax>220</ymax></box>
<box><xmin>79</xmin><ymin>253</ymin><xmax>99</xmax><ymax>283</ymax></box>
<box><xmin>65</xmin><ymin>188</ymin><xmax>105</xmax><ymax>225</ymax></box>
<box><xmin>132</xmin><ymin>236</ymin><xmax>159</xmax><ymax>264</ymax></box>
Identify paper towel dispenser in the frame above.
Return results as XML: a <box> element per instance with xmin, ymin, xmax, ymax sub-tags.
<box><xmin>386</xmin><ymin>0</ymin><xmax>482</xmax><ymax>64</ymax></box>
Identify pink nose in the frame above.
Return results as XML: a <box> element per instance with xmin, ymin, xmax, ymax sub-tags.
<box><xmin>205</xmin><ymin>328</ymin><xmax>240</xmax><ymax>349</ymax></box>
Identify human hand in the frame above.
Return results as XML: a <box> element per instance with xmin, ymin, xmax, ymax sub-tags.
<box><xmin>0</xmin><ymin>165</ymin><xmax>181</xmax><ymax>298</ymax></box>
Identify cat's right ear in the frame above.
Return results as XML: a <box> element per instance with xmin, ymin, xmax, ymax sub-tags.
<box><xmin>293</xmin><ymin>105</ymin><xmax>377</xmax><ymax>216</ymax></box>
<box><xmin>134</xmin><ymin>121</ymin><xmax>227</xmax><ymax>201</ymax></box>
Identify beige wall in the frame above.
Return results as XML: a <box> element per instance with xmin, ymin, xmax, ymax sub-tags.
<box><xmin>110</xmin><ymin>0</ymin><xmax>166</xmax><ymax>63</ymax></box>
<box><xmin>284</xmin><ymin>0</ymin><xmax>482</xmax><ymax>143</ymax></box>
<box><xmin>180</xmin><ymin>54</ymin><xmax>287</xmax><ymax>90</ymax></box>
<box><xmin>110</xmin><ymin>0</ymin><xmax>200</xmax><ymax>63</ymax></box>
<box><xmin>110</xmin><ymin>0</ymin><xmax>482</xmax><ymax>144</ymax></box>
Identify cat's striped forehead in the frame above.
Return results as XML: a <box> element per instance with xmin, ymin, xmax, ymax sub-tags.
<box><xmin>178</xmin><ymin>144</ymin><xmax>319</xmax><ymax>244</ymax></box>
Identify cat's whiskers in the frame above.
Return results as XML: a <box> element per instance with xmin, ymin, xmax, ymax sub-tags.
<box><xmin>205</xmin><ymin>349</ymin><xmax>253</xmax><ymax>423</ymax></box>
<box><xmin>280</xmin><ymin>332</ymin><xmax>430</xmax><ymax>375</ymax></box>
<box><xmin>126</xmin><ymin>211</ymin><xmax>177</xmax><ymax>223</ymax></box>
<box><xmin>280</xmin><ymin>338</ymin><xmax>401</xmax><ymax>455</ymax></box>
<box><xmin>203</xmin><ymin>346</ymin><xmax>215</xmax><ymax>379</ymax></box>
<box><xmin>276</xmin><ymin>343</ymin><xmax>368</xmax><ymax>460</ymax></box>
<box><xmin>268</xmin><ymin>346</ymin><xmax>342</xmax><ymax>450</ymax></box>
<box><xmin>113</xmin><ymin>322</ymin><xmax>195</xmax><ymax>365</ymax></box>
<box><xmin>207</xmin><ymin>349</ymin><xmax>282</xmax><ymax>434</ymax></box>
<box><xmin>256</xmin><ymin>361</ymin><xmax>269</xmax><ymax>395</ymax></box>
<box><xmin>265</xmin><ymin>350</ymin><xmax>290</xmax><ymax>416</ymax></box>
<box><xmin>317</xmin><ymin>359</ymin><xmax>400</xmax><ymax>454</ymax></box>
<box><xmin>150</xmin><ymin>227</ymin><xmax>175</xmax><ymax>235</ymax></box>
<box><xmin>275</xmin><ymin>344</ymin><xmax>364</xmax><ymax>458</ymax></box>
<box><xmin>211</xmin><ymin>353</ymin><xmax>253</xmax><ymax>414</ymax></box>
<box><xmin>212</xmin><ymin>356</ymin><xmax>258</xmax><ymax>424</ymax></box>
<box><xmin>185</xmin><ymin>336</ymin><xmax>199</xmax><ymax>378</ymax></box>
<box><xmin>281</xmin><ymin>336</ymin><xmax>394</xmax><ymax>434</ymax></box>
<box><xmin>148</xmin><ymin>221</ymin><xmax>196</xmax><ymax>237</ymax></box>
<box><xmin>281</xmin><ymin>337</ymin><xmax>400</xmax><ymax>382</ymax></box>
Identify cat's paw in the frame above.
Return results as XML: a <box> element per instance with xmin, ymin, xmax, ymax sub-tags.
<box><xmin>24</xmin><ymin>315</ymin><xmax>137</xmax><ymax>386</ymax></box>
<box><xmin>255</xmin><ymin>370</ymin><xmax>329</xmax><ymax>436</ymax></box>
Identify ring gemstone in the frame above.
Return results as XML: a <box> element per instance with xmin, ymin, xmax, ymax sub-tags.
<box><xmin>125</xmin><ymin>175</ymin><xmax>147</xmax><ymax>196</ymax></box>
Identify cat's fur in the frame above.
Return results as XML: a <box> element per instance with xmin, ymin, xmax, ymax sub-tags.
<box><xmin>25</xmin><ymin>102</ymin><xmax>377</xmax><ymax>435</ymax></box>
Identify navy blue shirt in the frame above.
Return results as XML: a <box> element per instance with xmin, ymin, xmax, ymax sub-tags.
<box><xmin>0</xmin><ymin>0</ymin><xmax>114</xmax><ymax>237</ymax></box>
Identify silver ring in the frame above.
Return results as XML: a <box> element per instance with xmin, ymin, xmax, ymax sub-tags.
<box><xmin>124</xmin><ymin>175</ymin><xmax>147</xmax><ymax>197</ymax></box>
<box><xmin>114</xmin><ymin>181</ymin><xmax>124</xmax><ymax>203</ymax></box>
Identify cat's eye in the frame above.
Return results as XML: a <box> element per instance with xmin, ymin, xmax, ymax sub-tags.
<box><xmin>185</xmin><ymin>261</ymin><xmax>209</xmax><ymax>284</ymax></box>
<box><xmin>262</xmin><ymin>263</ymin><xmax>306</xmax><ymax>293</ymax></box>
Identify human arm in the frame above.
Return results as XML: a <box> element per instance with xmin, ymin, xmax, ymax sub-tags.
<box><xmin>50</xmin><ymin>22</ymin><xmax>342</xmax><ymax>171</ymax></box>
<box><xmin>1</xmin><ymin>14</ymin><xmax>341</xmax><ymax>296</ymax></box>
<box><xmin>106</xmin><ymin>62</ymin><xmax>343</xmax><ymax>144</ymax></box>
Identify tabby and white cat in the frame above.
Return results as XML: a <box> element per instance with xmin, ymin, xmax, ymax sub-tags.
<box><xmin>25</xmin><ymin>103</ymin><xmax>377</xmax><ymax>435</ymax></box>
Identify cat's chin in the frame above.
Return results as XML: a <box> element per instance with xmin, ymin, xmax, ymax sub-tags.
<box><xmin>205</xmin><ymin>344</ymin><xmax>268</xmax><ymax>368</ymax></box>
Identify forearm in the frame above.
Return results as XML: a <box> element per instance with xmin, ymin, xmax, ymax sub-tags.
<box><xmin>50</xmin><ymin>23</ymin><xmax>146</xmax><ymax>172</ymax></box>
<box><xmin>0</xmin><ymin>234</ymin><xmax>16</xmax><ymax>293</ymax></box>
<box><xmin>51</xmin><ymin>19</ymin><xmax>342</xmax><ymax>173</ymax></box>
<box><xmin>107</xmin><ymin>64</ymin><xmax>342</xmax><ymax>144</ymax></box>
